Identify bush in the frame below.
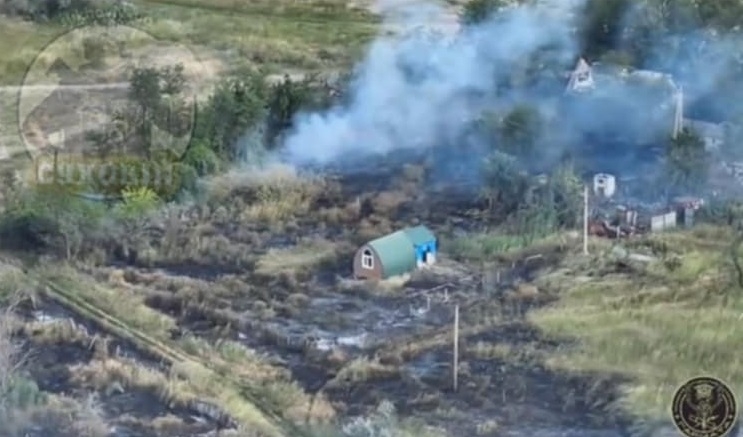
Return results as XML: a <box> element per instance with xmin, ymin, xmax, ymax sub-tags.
<box><xmin>1</xmin><ymin>377</ymin><xmax>45</xmax><ymax>413</ymax></box>
<box><xmin>182</xmin><ymin>141</ymin><xmax>221</xmax><ymax>177</ymax></box>
<box><xmin>462</xmin><ymin>0</ymin><xmax>509</xmax><ymax>25</ymax></box>
<box><xmin>0</xmin><ymin>185</ymin><xmax>107</xmax><ymax>259</ymax></box>
<box><xmin>0</xmin><ymin>0</ymin><xmax>145</xmax><ymax>25</ymax></box>
<box><xmin>117</xmin><ymin>186</ymin><xmax>160</xmax><ymax>218</ymax></box>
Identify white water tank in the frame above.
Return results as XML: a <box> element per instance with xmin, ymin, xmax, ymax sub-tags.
<box><xmin>593</xmin><ymin>173</ymin><xmax>616</xmax><ymax>198</ymax></box>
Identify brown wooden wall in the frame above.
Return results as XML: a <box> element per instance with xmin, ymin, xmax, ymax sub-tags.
<box><xmin>353</xmin><ymin>245</ymin><xmax>383</xmax><ymax>280</ymax></box>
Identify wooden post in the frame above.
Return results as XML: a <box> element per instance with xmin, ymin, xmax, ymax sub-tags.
<box><xmin>583</xmin><ymin>185</ymin><xmax>589</xmax><ymax>255</ymax></box>
<box><xmin>453</xmin><ymin>304</ymin><xmax>459</xmax><ymax>392</ymax></box>
<box><xmin>53</xmin><ymin>148</ymin><xmax>59</xmax><ymax>185</ymax></box>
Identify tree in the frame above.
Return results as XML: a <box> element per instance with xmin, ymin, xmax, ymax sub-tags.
<box><xmin>546</xmin><ymin>163</ymin><xmax>583</xmax><ymax>228</ymax></box>
<box><xmin>193</xmin><ymin>72</ymin><xmax>267</xmax><ymax>160</ymax></box>
<box><xmin>499</xmin><ymin>104</ymin><xmax>543</xmax><ymax>161</ymax></box>
<box><xmin>265</xmin><ymin>75</ymin><xmax>315</xmax><ymax>148</ymax></box>
<box><xmin>665</xmin><ymin>128</ymin><xmax>709</xmax><ymax>194</ymax></box>
<box><xmin>182</xmin><ymin>141</ymin><xmax>221</xmax><ymax>177</ymax></box>
<box><xmin>480</xmin><ymin>151</ymin><xmax>529</xmax><ymax>217</ymax></box>
<box><xmin>461</xmin><ymin>0</ymin><xmax>508</xmax><ymax>26</ymax></box>
<box><xmin>579</xmin><ymin>0</ymin><xmax>631</xmax><ymax>60</ymax></box>
<box><xmin>126</xmin><ymin>64</ymin><xmax>189</xmax><ymax>158</ymax></box>
<box><xmin>128</xmin><ymin>67</ymin><xmax>161</xmax><ymax>156</ymax></box>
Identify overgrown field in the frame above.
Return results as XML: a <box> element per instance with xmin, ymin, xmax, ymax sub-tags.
<box><xmin>3</xmin><ymin>161</ymin><xmax>740</xmax><ymax>436</ymax></box>
<box><xmin>0</xmin><ymin>0</ymin><xmax>378</xmax><ymax>86</ymax></box>
<box><xmin>530</xmin><ymin>225</ymin><xmax>743</xmax><ymax>431</ymax></box>
<box><xmin>0</xmin><ymin>0</ymin><xmax>378</xmax><ymax>169</ymax></box>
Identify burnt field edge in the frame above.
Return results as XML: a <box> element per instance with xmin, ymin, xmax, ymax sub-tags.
<box><xmin>24</xmin><ymin>272</ymin><xmax>302</xmax><ymax>437</ymax></box>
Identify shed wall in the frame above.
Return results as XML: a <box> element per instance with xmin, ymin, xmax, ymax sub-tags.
<box><xmin>650</xmin><ymin>211</ymin><xmax>677</xmax><ymax>232</ymax></box>
<box><xmin>353</xmin><ymin>245</ymin><xmax>383</xmax><ymax>280</ymax></box>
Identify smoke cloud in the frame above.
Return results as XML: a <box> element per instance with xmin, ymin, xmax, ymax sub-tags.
<box><xmin>282</xmin><ymin>0</ymin><xmax>582</xmax><ymax>166</ymax></box>
<box><xmin>279</xmin><ymin>0</ymin><xmax>743</xmax><ymax>184</ymax></box>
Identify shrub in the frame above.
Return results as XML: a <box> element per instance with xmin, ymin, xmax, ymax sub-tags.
<box><xmin>182</xmin><ymin>141</ymin><xmax>221</xmax><ymax>177</ymax></box>
<box><xmin>0</xmin><ymin>0</ymin><xmax>145</xmax><ymax>25</ymax></box>
<box><xmin>117</xmin><ymin>186</ymin><xmax>160</xmax><ymax>218</ymax></box>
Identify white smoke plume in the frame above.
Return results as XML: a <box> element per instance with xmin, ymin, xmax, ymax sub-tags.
<box><xmin>282</xmin><ymin>0</ymin><xmax>584</xmax><ymax>166</ymax></box>
<box><xmin>279</xmin><ymin>0</ymin><xmax>743</xmax><ymax>180</ymax></box>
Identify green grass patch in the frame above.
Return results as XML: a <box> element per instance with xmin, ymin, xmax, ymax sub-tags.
<box><xmin>137</xmin><ymin>0</ymin><xmax>378</xmax><ymax>72</ymax></box>
<box><xmin>0</xmin><ymin>17</ymin><xmax>62</xmax><ymax>86</ymax></box>
<box><xmin>528</xmin><ymin>225</ymin><xmax>743</xmax><ymax>426</ymax></box>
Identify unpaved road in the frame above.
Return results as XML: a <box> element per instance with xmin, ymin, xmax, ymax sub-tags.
<box><xmin>0</xmin><ymin>83</ymin><xmax>129</xmax><ymax>92</ymax></box>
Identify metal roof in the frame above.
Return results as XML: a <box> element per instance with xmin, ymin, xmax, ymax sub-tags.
<box><xmin>403</xmin><ymin>225</ymin><xmax>436</xmax><ymax>246</ymax></box>
<box><xmin>366</xmin><ymin>226</ymin><xmax>436</xmax><ymax>279</ymax></box>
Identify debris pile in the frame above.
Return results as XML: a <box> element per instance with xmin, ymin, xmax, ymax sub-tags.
<box><xmin>587</xmin><ymin>173</ymin><xmax>704</xmax><ymax>239</ymax></box>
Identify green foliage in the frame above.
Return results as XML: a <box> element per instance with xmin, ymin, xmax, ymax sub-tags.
<box><xmin>191</xmin><ymin>70</ymin><xmax>333</xmax><ymax>160</ymax></box>
<box><xmin>265</xmin><ymin>75</ymin><xmax>333</xmax><ymax>147</ymax></box>
<box><xmin>665</xmin><ymin>128</ymin><xmax>709</xmax><ymax>194</ymax></box>
<box><xmin>577</xmin><ymin>0</ymin><xmax>743</xmax><ymax>64</ymax></box>
<box><xmin>480</xmin><ymin>150</ymin><xmax>530</xmax><ymax>215</ymax></box>
<box><xmin>1</xmin><ymin>377</ymin><xmax>46</xmax><ymax>413</ymax></box>
<box><xmin>447</xmin><ymin>232</ymin><xmax>536</xmax><ymax>261</ymax></box>
<box><xmin>116</xmin><ymin>186</ymin><xmax>160</xmax><ymax>218</ymax></box>
<box><xmin>462</xmin><ymin>0</ymin><xmax>509</xmax><ymax>25</ymax></box>
<box><xmin>127</xmin><ymin>64</ymin><xmax>189</xmax><ymax>158</ymax></box>
<box><xmin>0</xmin><ymin>0</ymin><xmax>145</xmax><ymax>25</ymax></box>
<box><xmin>0</xmin><ymin>185</ymin><xmax>107</xmax><ymax>258</ymax></box>
<box><xmin>497</xmin><ymin>105</ymin><xmax>544</xmax><ymax>160</ymax></box>
<box><xmin>58</xmin><ymin>2</ymin><xmax>145</xmax><ymax>26</ymax></box>
<box><xmin>481</xmin><ymin>150</ymin><xmax>582</xmax><ymax>236</ymax></box>
<box><xmin>172</xmin><ymin>162</ymin><xmax>199</xmax><ymax>194</ymax></box>
<box><xmin>182</xmin><ymin>141</ymin><xmax>221</xmax><ymax>176</ymax></box>
<box><xmin>579</xmin><ymin>0</ymin><xmax>631</xmax><ymax>59</ymax></box>
<box><xmin>192</xmin><ymin>72</ymin><xmax>269</xmax><ymax>160</ymax></box>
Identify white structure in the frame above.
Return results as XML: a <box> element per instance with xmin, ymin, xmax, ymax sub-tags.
<box><xmin>593</xmin><ymin>173</ymin><xmax>616</xmax><ymax>198</ymax></box>
<box><xmin>565</xmin><ymin>58</ymin><xmax>595</xmax><ymax>94</ymax></box>
<box><xmin>650</xmin><ymin>211</ymin><xmax>677</xmax><ymax>232</ymax></box>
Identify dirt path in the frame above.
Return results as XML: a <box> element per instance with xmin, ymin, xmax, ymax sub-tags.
<box><xmin>0</xmin><ymin>83</ymin><xmax>129</xmax><ymax>92</ymax></box>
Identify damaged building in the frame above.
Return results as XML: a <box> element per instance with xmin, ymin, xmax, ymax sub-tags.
<box><xmin>563</xmin><ymin>58</ymin><xmax>727</xmax><ymax>154</ymax></box>
<box><xmin>588</xmin><ymin>172</ymin><xmax>704</xmax><ymax>238</ymax></box>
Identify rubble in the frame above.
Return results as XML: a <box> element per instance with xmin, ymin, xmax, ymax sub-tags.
<box><xmin>587</xmin><ymin>172</ymin><xmax>704</xmax><ymax>239</ymax></box>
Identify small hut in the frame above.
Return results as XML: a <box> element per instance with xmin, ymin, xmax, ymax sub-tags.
<box><xmin>353</xmin><ymin>225</ymin><xmax>437</xmax><ymax>280</ymax></box>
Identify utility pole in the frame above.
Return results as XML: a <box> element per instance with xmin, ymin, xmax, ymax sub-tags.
<box><xmin>583</xmin><ymin>185</ymin><xmax>589</xmax><ymax>255</ymax></box>
<box><xmin>452</xmin><ymin>304</ymin><xmax>459</xmax><ymax>392</ymax></box>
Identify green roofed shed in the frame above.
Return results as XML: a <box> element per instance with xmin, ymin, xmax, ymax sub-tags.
<box><xmin>353</xmin><ymin>225</ymin><xmax>438</xmax><ymax>280</ymax></box>
<box><xmin>403</xmin><ymin>225</ymin><xmax>436</xmax><ymax>246</ymax></box>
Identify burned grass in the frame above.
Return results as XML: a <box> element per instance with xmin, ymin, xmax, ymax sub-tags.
<box><xmin>2</xmin><ymin>288</ymin><xmax>227</xmax><ymax>437</ymax></box>
<box><xmin>20</xmin><ymin>167</ymin><xmax>637</xmax><ymax>436</ymax></box>
<box><xmin>2</xmin><ymin>161</ymin><xmax>717</xmax><ymax>436</ymax></box>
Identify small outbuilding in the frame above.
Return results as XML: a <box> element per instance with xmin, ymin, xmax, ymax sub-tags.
<box><xmin>353</xmin><ymin>225</ymin><xmax>437</xmax><ymax>280</ymax></box>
